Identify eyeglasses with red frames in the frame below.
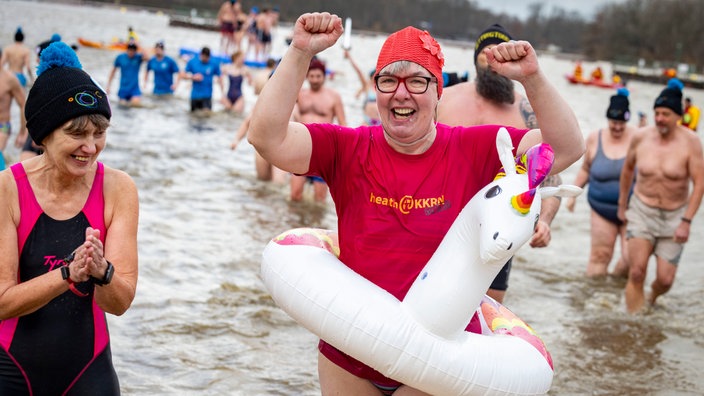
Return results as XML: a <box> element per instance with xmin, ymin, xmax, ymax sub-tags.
<box><xmin>374</xmin><ymin>75</ymin><xmax>436</xmax><ymax>94</ymax></box>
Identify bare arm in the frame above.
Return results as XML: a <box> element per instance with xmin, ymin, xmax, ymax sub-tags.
<box><xmin>617</xmin><ymin>132</ymin><xmax>640</xmax><ymax>222</ymax></box>
<box><xmin>333</xmin><ymin>92</ymin><xmax>347</xmax><ymax>126</ymax></box>
<box><xmin>106</xmin><ymin>66</ymin><xmax>118</xmax><ymax>95</ymax></box>
<box><xmin>92</xmin><ymin>169</ymin><xmax>139</xmax><ymax>315</ymax></box>
<box><xmin>248</xmin><ymin>12</ymin><xmax>343</xmax><ymax>174</ymax></box>
<box><xmin>23</xmin><ymin>51</ymin><xmax>34</xmax><ymax>85</ymax></box>
<box><xmin>682</xmin><ymin>134</ymin><xmax>704</xmax><ymax>221</ymax></box>
<box><xmin>11</xmin><ymin>77</ymin><xmax>27</xmax><ymax>147</ymax></box>
<box><xmin>530</xmin><ymin>174</ymin><xmax>562</xmax><ymax>248</ymax></box>
<box><xmin>344</xmin><ymin>49</ymin><xmax>368</xmax><ymax>98</ymax></box>
<box><xmin>566</xmin><ymin>131</ymin><xmax>597</xmax><ymax>211</ymax></box>
<box><xmin>231</xmin><ymin>114</ymin><xmax>251</xmax><ymax>150</ymax></box>
<box><xmin>487</xmin><ymin>41</ymin><xmax>585</xmax><ymax>173</ymax></box>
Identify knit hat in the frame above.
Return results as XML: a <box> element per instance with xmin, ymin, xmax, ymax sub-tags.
<box><xmin>474</xmin><ymin>24</ymin><xmax>512</xmax><ymax>65</ymax></box>
<box><xmin>14</xmin><ymin>27</ymin><xmax>24</xmax><ymax>42</ymax></box>
<box><xmin>25</xmin><ymin>42</ymin><xmax>111</xmax><ymax>145</ymax></box>
<box><xmin>606</xmin><ymin>88</ymin><xmax>630</xmax><ymax>121</ymax></box>
<box><xmin>375</xmin><ymin>26</ymin><xmax>445</xmax><ymax>98</ymax></box>
<box><xmin>653</xmin><ymin>79</ymin><xmax>683</xmax><ymax>115</ymax></box>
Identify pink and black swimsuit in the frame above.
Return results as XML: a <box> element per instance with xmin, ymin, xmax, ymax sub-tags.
<box><xmin>0</xmin><ymin>162</ymin><xmax>119</xmax><ymax>395</ymax></box>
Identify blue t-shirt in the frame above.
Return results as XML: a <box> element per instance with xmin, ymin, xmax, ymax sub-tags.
<box><xmin>185</xmin><ymin>57</ymin><xmax>221</xmax><ymax>100</ymax></box>
<box><xmin>113</xmin><ymin>52</ymin><xmax>143</xmax><ymax>98</ymax></box>
<box><xmin>147</xmin><ymin>56</ymin><xmax>180</xmax><ymax>95</ymax></box>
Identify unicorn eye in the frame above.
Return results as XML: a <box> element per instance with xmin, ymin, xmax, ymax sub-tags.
<box><xmin>485</xmin><ymin>185</ymin><xmax>502</xmax><ymax>198</ymax></box>
<box><xmin>533</xmin><ymin>214</ymin><xmax>540</xmax><ymax>230</ymax></box>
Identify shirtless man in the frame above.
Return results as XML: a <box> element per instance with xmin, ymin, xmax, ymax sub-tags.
<box><xmin>0</xmin><ymin>68</ymin><xmax>28</xmax><ymax>169</ymax></box>
<box><xmin>618</xmin><ymin>83</ymin><xmax>704</xmax><ymax>314</ymax></box>
<box><xmin>437</xmin><ymin>24</ymin><xmax>562</xmax><ymax>303</ymax></box>
<box><xmin>1</xmin><ymin>27</ymin><xmax>34</xmax><ymax>88</ymax></box>
<box><xmin>254</xmin><ymin>8</ymin><xmax>274</xmax><ymax>61</ymax></box>
<box><xmin>290</xmin><ymin>58</ymin><xmax>346</xmax><ymax>202</ymax></box>
<box><xmin>217</xmin><ymin>0</ymin><xmax>239</xmax><ymax>54</ymax></box>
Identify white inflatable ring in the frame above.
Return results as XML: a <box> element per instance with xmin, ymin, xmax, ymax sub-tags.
<box><xmin>261</xmin><ymin>128</ymin><xmax>581</xmax><ymax>395</ymax></box>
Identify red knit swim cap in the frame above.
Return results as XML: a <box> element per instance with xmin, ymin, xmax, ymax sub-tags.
<box><xmin>375</xmin><ymin>26</ymin><xmax>445</xmax><ymax>98</ymax></box>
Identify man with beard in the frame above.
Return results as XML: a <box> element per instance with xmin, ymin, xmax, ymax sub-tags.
<box><xmin>617</xmin><ymin>82</ymin><xmax>704</xmax><ymax>313</ymax></box>
<box><xmin>437</xmin><ymin>24</ymin><xmax>562</xmax><ymax>303</ymax></box>
<box><xmin>290</xmin><ymin>58</ymin><xmax>346</xmax><ymax>202</ymax></box>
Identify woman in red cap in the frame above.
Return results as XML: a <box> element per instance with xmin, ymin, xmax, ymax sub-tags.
<box><xmin>249</xmin><ymin>12</ymin><xmax>584</xmax><ymax>394</ymax></box>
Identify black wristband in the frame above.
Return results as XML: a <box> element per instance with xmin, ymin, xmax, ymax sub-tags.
<box><xmin>91</xmin><ymin>261</ymin><xmax>114</xmax><ymax>286</ymax></box>
<box><xmin>681</xmin><ymin>217</ymin><xmax>692</xmax><ymax>224</ymax></box>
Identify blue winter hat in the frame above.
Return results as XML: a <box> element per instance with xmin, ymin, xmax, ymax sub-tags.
<box><xmin>26</xmin><ymin>42</ymin><xmax>111</xmax><ymax>144</ymax></box>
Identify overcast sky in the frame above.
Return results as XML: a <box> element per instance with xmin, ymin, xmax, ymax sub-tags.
<box><xmin>471</xmin><ymin>0</ymin><xmax>627</xmax><ymax>20</ymax></box>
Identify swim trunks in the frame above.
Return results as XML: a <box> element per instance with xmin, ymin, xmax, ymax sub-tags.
<box><xmin>221</xmin><ymin>21</ymin><xmax>235</xmax><ymax>34</ymax></box>
<box><xmin>0</xmin><ymin>122</ymin><xmax>10</xmax><ymax>135</ymax></box>
<box><xmin>191</xmin><ymin>98</ymin><xmax>213</xmax><ymax>112</ymax></box>
<box><xmin>626</xmin><ymin>194</ymin><xmax>686</xmax><ymax>265</ymax></box>
<box><xmin>489</xmin><ymin>258</ymin><xmax>512</xmax><ymax>291</ymax></box>
<box><xmin>306</xmin><ymin>175</ymin><xmax>325</xmax><ymax>184</ymax></box>
<box><xmin>588</xmin><ymin>130</ymin><xmax>626</xmax><ymax>224</ymax></box>
<box><xmin>14</xmin><ymin>73</ymin><xmax>27</xmax><ymax>87</ymax></box>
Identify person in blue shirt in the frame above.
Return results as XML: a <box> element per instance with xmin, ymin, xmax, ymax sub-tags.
<box><xmin>182</xmin><ymin>47</ymin><xmax>224</xmax><ymax>113</ymax></box>
<box><xmin>143</xmin><ymin>41</ymin><xmax>180</xmax><ymax>96</ymax></box>
<box><xmin>106</xmin><ymin>42</ymin><xmax>144</xmax><ymax>106</ymax></box>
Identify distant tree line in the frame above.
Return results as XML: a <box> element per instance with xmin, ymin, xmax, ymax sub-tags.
<box><xmin>84</xmin><ymin>0</ymin><xmax>704</xmax><ymax>69</ymax></box>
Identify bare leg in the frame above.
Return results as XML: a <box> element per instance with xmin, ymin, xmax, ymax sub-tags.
<box><xmin>318</xmin><ymin>352</ymin><xmax>383</xmax><ymax>396</ymax></box>
<box><xmin>486</xmin><ymin>289</ymin><xmax>505</xmax><ymax>304</ymax></box>
<box><xmin>649</xmin><ymin>256</ymin><xmax>677</xmax><ymax>306</ymax></box>
<box><xmin>312</xmin><ymin>181</ymin><xmax>328</xmax><ymax>202</ymax></box>
<box><xmin>586</xmin><ymin>210</ymin><xmax>618</xmax><ymax>277</ymax></box>
<box><xmin>290</xmin><ymin>175</ymin><xmax>306</xmax><ymax>201</ymax></box>
<box><xmin>610</xmin><ymin>224</ymin><xmax>630</xmax><ymax>278</ymax></box>
<box><xmin>624</xmin><ymin>237</ymin><xmax>653</xmax><ymax>313</ymax></box>
<box><xmin>254</xmin><ymin>152</ymin><xmax>272</xmax><ymax>181</ymax></box>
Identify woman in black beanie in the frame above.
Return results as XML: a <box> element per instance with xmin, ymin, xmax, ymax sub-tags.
<box><xmin>565</xmin><ymin>88</ymin><xmax>637</xmax><ymax>278</ymax></box>
<box><xmin>0</xmin><ymin>42</ymin><xmax>139</xmax><ymax>395</ymax></box>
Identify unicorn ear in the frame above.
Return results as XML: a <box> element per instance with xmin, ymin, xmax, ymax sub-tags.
<box><xmin>496</xmin><ymin>127</ymin><xmax>516</xmax><ymax>176</ymax></box>
<box><xmin>539</xmin><ymin>185</ymin><xmax>582</xmax><ymax>198</ymax></box>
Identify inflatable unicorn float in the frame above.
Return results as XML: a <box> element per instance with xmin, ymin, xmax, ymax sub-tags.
<box><xmin>261</xmin><ymin>128</ymin><xmax>581</xmax><ymax>395</ymax></box>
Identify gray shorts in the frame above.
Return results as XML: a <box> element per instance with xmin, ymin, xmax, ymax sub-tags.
<box><xmin>626</xmin><ymin>194</ymin><xmax>685</xmax><ymax>265</ymax></box>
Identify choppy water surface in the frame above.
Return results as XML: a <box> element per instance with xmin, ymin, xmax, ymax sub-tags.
<box><xmin>2</xmin><ymin>2</ymin><xmax>704</xmax><ymax>394</ymax></box>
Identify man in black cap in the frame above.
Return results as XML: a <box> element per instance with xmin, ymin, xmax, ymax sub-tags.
<box><xmin>437</xmin><ymin>23</ymin><xmax>563</xmax><ymax>303</ymax></box>
<box><xmin>617</xmin><ymin>82</ymin><xmax>704</xmax><ymax>314</ymax></box>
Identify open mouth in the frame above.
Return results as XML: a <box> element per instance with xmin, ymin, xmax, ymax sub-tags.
<box><xmin>393</xmin><ymin>107</ymin><xmax>415</xmax><ymax>119</ymax></box>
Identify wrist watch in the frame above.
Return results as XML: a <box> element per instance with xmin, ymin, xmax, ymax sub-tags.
<box><xmin>91</xmin><ymin>261</ymin><xmax>115</xmax><ymax>286</ymax></box>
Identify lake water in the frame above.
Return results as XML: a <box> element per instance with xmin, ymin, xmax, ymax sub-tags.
<box><xmin>2</xmin><ymin>1</ymin><xmax>704</xmax><ymax>395</ymax></box>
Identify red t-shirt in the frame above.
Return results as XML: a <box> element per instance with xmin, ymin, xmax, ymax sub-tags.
<box><xmin>307</xmin><ymin>122</ymin><xmax>527</xmax><ymax>300</ymax></box>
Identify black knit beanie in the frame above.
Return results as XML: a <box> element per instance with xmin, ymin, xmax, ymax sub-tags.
<box><xmin>474</xmin><ymin>24</ymin><xmax>512</xmax><ymax>65</ymax></box>
<box><xmin>654</xmin><ymin>84</ymin><xmax>683</xmax><ymax>116</ymax></box>
<box><xmin>25</xmin><ymin>42</ymin><xmax>111</xmax><ymax>145</ymax></box>
<box><xmin>606</xmin><ymin>88</ymin><xmax>630</xmax><ymax>121</ymax></box>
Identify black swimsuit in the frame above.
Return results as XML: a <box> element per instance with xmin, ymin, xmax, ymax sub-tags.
<box><xmin>0</xmin><ymin>163</ymin><xmax>119</xmax><ymax>395</ymax></box>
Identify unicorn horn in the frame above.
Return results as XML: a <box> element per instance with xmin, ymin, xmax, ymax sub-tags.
<box><xmin>511</xmin><ymin>189</ymin><xmax>535</xmax><ymax>215</ymax></box>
